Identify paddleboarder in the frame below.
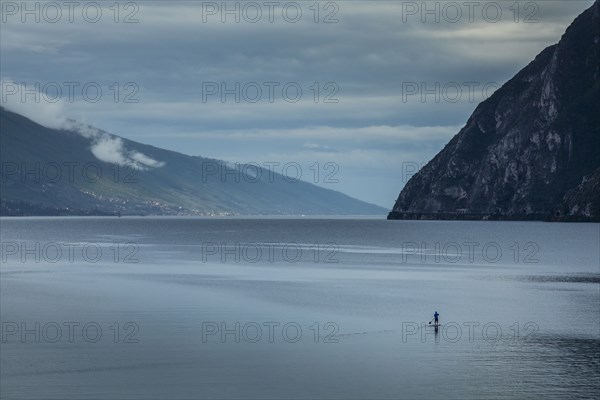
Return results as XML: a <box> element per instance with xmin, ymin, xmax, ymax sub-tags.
<box><xmin>433</xmin><ymin>311</ymin><xmax>439</xmax><ymax>325</ymax></box>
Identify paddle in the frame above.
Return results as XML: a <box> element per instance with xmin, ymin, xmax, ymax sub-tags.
<box><xmin>428</xmin><ymin>319</ymin><xmax>434</xmax><ymax>325</ymax></box>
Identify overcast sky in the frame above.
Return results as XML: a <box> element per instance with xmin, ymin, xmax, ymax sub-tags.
<box><xmin>1</xmin><ymin>0</ymin><xmax>594</xmax><ymax>207</ymax></box>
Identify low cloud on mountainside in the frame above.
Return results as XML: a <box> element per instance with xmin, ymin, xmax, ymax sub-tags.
<box><xmin>1</xmin><ymin>80</ymin><xmax>165</xmax><ymax>171</ymax></box>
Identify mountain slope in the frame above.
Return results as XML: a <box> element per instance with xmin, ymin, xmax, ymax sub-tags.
<box><xmin>389</xmin><ymin>1</ymin><xmax>599</xmax><ymax>222</ymax></box>
<box><xmin>0</xmin><ymin>108</ymin><xmax>386</xmax><ymax>216</ymax></box>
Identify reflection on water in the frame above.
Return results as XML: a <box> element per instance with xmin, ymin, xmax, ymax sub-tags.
<box><xmin>1</xmin><ymin>218</ymin><xmax>599</xmax><ymax>399</ymax></box>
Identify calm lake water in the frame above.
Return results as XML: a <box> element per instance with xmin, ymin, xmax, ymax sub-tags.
<box><xmin>1</xmin><ymin>217</ymin><xmax>599</xmax><ymax>399</ymax></box>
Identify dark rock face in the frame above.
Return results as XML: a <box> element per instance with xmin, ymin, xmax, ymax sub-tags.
<box><xmin>562</xmin><ymin>167</ymin><xmax>600</xmax><ymax>220</ymax></box>
<box><xmin>389</xmin><ymin>1</ymin><xmax>599</xmax><ymax>222</ymax></box>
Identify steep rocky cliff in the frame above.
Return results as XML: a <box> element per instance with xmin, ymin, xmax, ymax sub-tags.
<box><xmin>389</xmin><ymin>1</ymin><xmax>599</xmax><ymax>222</ymax></box>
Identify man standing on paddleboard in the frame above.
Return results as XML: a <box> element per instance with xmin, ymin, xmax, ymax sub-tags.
<box><xmin>433</xmin><ymin>311</ymin><xmax>439</xmax><ymax>325</ymax></box>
